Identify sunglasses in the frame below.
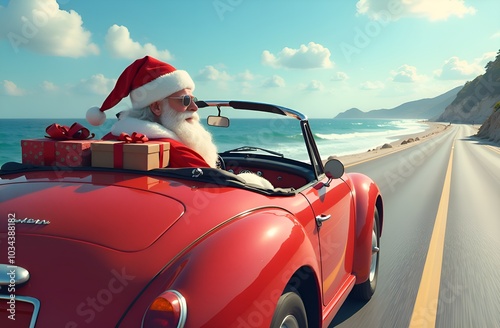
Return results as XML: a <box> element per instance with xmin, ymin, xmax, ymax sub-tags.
<box><xmin>167</xmin><ymin>95</ymin><xmax>198</xmax><ymax>107</ymax></box>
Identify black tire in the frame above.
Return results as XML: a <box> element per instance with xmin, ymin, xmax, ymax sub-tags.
<box><xmin>352</xmin><ymin>207</ymin><xmax>380</xmax><ymax>301</ymax></box>
<box><xmin>270</xmin><ymin>291</ymin><xmax>308</xmax><ymax>328</ymax></box>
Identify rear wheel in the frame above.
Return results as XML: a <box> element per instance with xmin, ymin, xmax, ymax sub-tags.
<box><xmin>352</xmin><ymin>207</ymin><xmax>380</xmax><ymax>301</ymax></box>
<box><xmin>270</xmin><ymin>291</ymin><xmax>308</xmax><ymax>328</ymax></box>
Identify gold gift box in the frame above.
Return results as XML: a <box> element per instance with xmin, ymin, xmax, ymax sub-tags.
<box><xmin>91</xmin><ymin>141</ymin><xmax>170</xmax><ymax>171</ymax></box>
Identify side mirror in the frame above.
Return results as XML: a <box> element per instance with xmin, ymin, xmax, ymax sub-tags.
<box><xmin>207</xmin><ymin>115</ymin><xmax>230</xmax><ymax>127</ymax></box>
<box><xmin>324</xmin><ymin>158</ymin><xmax>344</xmax><ymax>184</ymax></box>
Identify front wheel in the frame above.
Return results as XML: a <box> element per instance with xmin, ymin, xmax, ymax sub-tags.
<box><xmin>352</xmin><ymin>207</ymin><xmax>380</xmax><ymax>301</ymax></box>
<box><xmin>270</xmin><ymin>291</ymin><xmax>308</xmax><ymax>328</ymax></box>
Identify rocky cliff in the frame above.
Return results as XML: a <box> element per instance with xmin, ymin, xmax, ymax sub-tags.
<box><xmin>437</xmin><ymin>50</ymin><xmax>500</xmax><ymax>124</ymax></box>
<box><xmin>476</xmin><ymin>102</ymin><xmax>500</xmax><ymax>143</ymax></box>
<box><xmin>438</xmin><ymin>96</ymin><xmax>498</xmax><ymax>123</ymax></box>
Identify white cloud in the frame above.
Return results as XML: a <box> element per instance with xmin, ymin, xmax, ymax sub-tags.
<box><xmin>492</xmin><ymin>31</ymin><xmax>500</xmax><ymax>39</ymax></box>
<box><xmin>262</xmin><ymin>75</ymin><xmax>285</xmax><ymax>88</ymax></box>
<box><xmin>76</xmin><ymin>74</ymin><xmax>116</xmax><ymax>96</ymax></box>
<box><xmin>303</xmin><ymin>80</ymin><xmax>325</xmax><ymax>91</ymax></box>
<box><xmin>0</xmin><ymin>0</ymin><xmax>99</xmax><ymax>57</ymax></box>
<box><xmin>331</xmin><ymin>72</ymin><xmax>349</xmax><ymax>81</ymax></box>
<box><xmin>3</xmin><ymin>80</ymin><xmax>26</xmax><ymax>96</ymax></box>
<box><xmin>41</xmin><ymin>81</ymin><xmax>58</xmax><ymax>91</ymax></box>
<box><xmin>476</xmin><ymin>52</ymin><xmax>497</xmax><ymax>67</ymax></box>
<box><xmin>262</xmin><ymin>42</ymin><xmax>333</xmax><ymax>69</ymax></box>
<box><xmin>360</xmin><ymin>80</ymin><xmax>385</xmax><ymax>90</ymax></box>
<box><xmin>434</xmin><ymin>56</ymin><xmax>484</xmax><ymax>80</ymax></box>
<box><xmin>237</xmin><ymin>69</ymin><xmax>255</xmax><ymax>82</ymax></box>
<box><xmin>356</xmin><ymin>0</ymin><xmax>476</xmax><ymax>21</ymax></box>
<box><xmin>105</xmin><ymin>25</ymin><xmax>173</xmax><ymax>61</ymax></box>
<box><xmin>391</xmin><ymin>64</ymin><xmax>423</xmax><ymax>83</ymax></box>
<box><xmin>196</xmin><ymin>65</ymin><xmax>232</xmax><ymax>81</ymax></box>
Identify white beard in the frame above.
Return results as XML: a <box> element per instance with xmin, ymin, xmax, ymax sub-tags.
<box><xmin>159</xmin><ymin>106</ymin><xmax>219</xmax><ymax>168</ymax></box>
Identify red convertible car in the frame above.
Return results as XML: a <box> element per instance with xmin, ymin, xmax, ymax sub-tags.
<box><xmin>0</xmin><ymin>101</ymin><xmax>383</xmax><ymax>328</ymax></box>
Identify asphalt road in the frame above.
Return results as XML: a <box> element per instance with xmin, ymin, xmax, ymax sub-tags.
<box><xmin>330</xmin><ymin>124</ymin><xmax>500</xmax><ymax>328</ymax></box>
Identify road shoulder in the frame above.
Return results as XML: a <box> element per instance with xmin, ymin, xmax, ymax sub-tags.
<box><xmin>333</xmin><ymin>122</ymin><xmax>451</xmax><ymax>167</ymax></box>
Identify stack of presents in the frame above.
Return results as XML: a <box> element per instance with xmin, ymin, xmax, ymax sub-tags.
<box><xmin>21</xmin><ymin>123</ymin><xmax>169</xmax><ymax>170</ymax></box>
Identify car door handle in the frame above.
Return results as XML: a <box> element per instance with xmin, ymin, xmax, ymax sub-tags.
<box><xmin>315</xmin><ymin>214</ymin><xmax>331</xmax><ymax>227</ymax></box>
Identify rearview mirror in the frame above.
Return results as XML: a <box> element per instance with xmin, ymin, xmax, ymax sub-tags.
<box><xmin>207</xmin><ymin>115</ymin><xmax>230</xmax><ymax>127</ymax></box>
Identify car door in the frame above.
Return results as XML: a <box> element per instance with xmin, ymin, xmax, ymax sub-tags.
<box><xmin>301</xmin><ymin>175</ymin><xmax>354</xmax><ymax>304</ymax></box>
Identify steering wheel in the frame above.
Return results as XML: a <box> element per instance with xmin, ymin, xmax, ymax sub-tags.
<box><xmin>216</xmin><ymin>154</ymin><xmax>226</xmax><ymax>170</ymax></box>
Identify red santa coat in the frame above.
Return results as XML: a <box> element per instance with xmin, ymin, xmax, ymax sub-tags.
<box><xmin>103</xmin><ymin>116</ymin><xmax>211</xmax><ymax>168</ymax></box>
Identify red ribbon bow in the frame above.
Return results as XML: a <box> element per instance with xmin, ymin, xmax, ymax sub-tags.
<box><xmin>45</xmin><ymin>122</ymin><xmax>95</xmax><ymax>140</ymax></box>
<box><xmin>117</xmin><ymin>132</ymin><xmax>149</xmax><ymax>143</ymax></box>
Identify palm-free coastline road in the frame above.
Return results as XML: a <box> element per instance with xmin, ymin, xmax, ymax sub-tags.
<box><xmin>330</xmin><ymin>124</ymin><xmax>500</xmax><ymax>328</ymax></box>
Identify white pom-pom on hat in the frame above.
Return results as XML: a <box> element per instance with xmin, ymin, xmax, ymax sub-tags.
<box><xmin>86</xmin><ymin>106</ymin><xmax>106</xmax><ymax>126</ymax></box>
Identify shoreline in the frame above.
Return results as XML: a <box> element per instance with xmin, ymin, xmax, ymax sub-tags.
<box><xmin>332</xmin><ymin>122</ymin><xmax>450</xmax><ymax>166</ymax></box>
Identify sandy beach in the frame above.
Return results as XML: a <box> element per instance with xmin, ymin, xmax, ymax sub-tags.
<box><xmin>334</xmin><ymin>122</ymin><xmax>451</xmax><ymax>167</ymax></box>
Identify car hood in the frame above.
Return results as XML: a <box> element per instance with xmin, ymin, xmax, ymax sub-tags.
<box><xmin>0</xmin><ymin>173</ymin><xmax>185</xmax><ymax>252</ymax></box>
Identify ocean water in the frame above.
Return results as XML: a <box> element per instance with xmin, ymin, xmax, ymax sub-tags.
<box><xmin>0</xmin><ymin>117</ymin><xmax>427</xmax><ymax>166</ymax></box>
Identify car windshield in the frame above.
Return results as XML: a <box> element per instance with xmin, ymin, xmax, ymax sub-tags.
<box><xmin>200</xmin><ymin>110</ymin><xmax>310</xmax><ymax>163</ymax></box>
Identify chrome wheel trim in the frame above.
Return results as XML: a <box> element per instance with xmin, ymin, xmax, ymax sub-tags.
<box><xmin>369</xmin><ymin>224</ymin><xmax>379</xmax><ymax>282</ymax></box>
<box><xmin>280</xmin><ymin>314</ymin><xmax>300</xmax><ymax>328</ymax></box>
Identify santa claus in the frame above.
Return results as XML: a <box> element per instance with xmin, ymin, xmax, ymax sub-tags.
<box><xmin>86</xmin><ymin>56</ymin><xmax>274</xmax><ymax>189</ymax></box>
<box><xmin>86</xmin><ymin>56</ymin><xmax>218</xmax><ymax>168</ymax></box>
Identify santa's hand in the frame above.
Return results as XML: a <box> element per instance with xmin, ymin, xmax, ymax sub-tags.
<box><xmin>237</xmin><ymin>172</ymin><xmax>274</xmax><ymax>190</ymax></box>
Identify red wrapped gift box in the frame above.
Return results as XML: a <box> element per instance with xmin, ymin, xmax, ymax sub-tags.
<box><xmin>21</xmin><ymin>139</ymin><xmax>94</xmax><ymax>167</ymax></box>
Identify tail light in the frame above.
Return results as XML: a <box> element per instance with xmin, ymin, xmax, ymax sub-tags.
<box><xmin>142</xmin><ymin>290</ymin><xmax>187</xmax><ymax>328</ymax></box>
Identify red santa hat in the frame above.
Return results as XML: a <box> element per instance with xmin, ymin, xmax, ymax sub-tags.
<box><xmin>86</xmin><ymin>56</ymin><xmax>195</xmax><ymax>126</ymax></box>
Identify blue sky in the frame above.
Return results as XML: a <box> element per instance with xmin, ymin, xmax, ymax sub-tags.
<box><xmin>0</xmin><ymin>0</ymin><xmax>499</xmax><ymax>119</ymax></box>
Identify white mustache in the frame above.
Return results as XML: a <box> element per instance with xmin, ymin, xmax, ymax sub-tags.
<box><xmin>181</xmin><ymin>111</ymin><xmax>199</xmax><ymax>122</ymax></box>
